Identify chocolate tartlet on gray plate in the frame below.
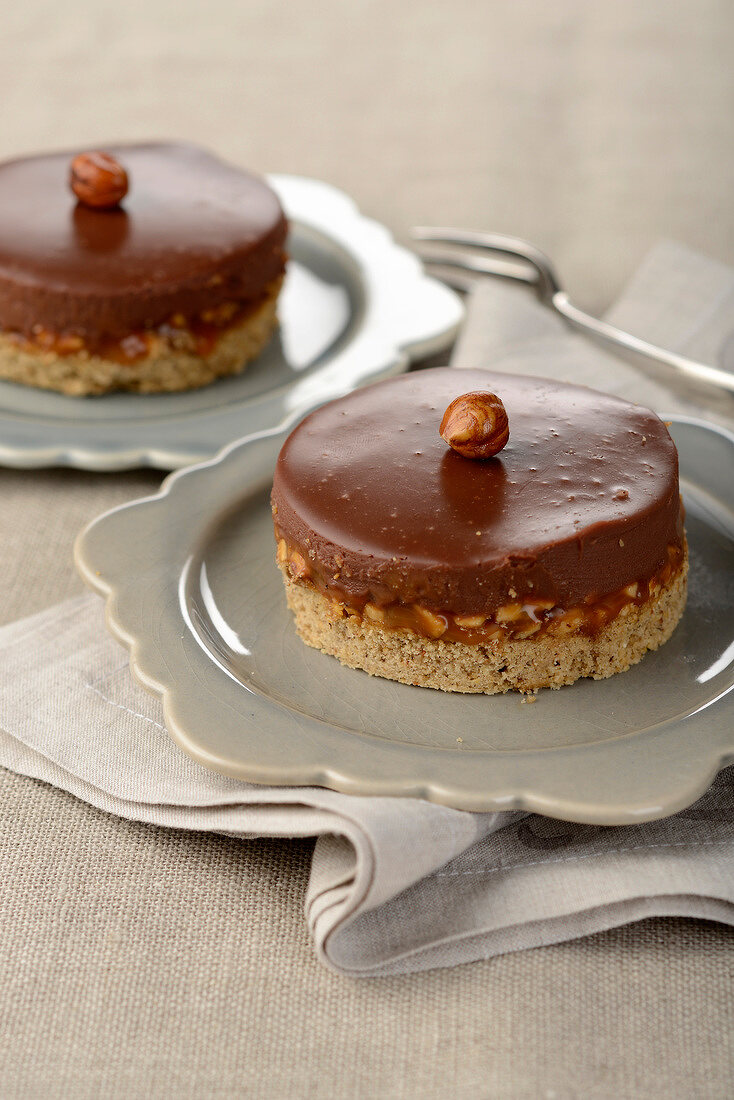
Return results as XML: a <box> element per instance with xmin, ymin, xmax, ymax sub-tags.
<box><xmin>271</xmin><ymin>368</ymin><xmax>687</xmax><ymax>694</ymax></box>
<box><xmin>0</xmin><ymin>142</ymin><xmax>287</xmax><ymax>395</ymax></box>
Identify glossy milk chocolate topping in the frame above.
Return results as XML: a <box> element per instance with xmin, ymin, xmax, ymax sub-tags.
<box><xmin>271</xmin><ymin>369</ymin><xmax>683</xmax><ymax>614</ymax></box>
<box><xmin>0</xmin><ymin>143</ymin><xmax>287</xmax><ymax>348</ymax></box>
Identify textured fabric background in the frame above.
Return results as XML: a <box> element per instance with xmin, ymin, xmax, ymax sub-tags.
<box><xmin>2</xmin><ymin>243</ymin><xmax>734</xmax><ymax>986</ymax></box>
<box><xmin>2</xmin><ymin>1</ymin><xmax>733</xmax><ymax>1096</ymax></box>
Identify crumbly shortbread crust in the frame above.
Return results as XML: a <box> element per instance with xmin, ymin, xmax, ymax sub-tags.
<box><xmin>0</xmin><ymin>281</ymin><xmax>281</xmax><ymax>396</ymax></box>
<box><xmin>279</xmin><ymin>558</ymin><xmax>688</xmax><ymax>694</ymax></box>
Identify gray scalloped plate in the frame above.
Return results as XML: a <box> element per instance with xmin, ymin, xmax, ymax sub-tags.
<box><xmin>75</xmin><ymin>412</ymin><xmax>734</xmax><ymax>824</ymax></box>
<box><xmin>0</xmin><ymin>175</ymin><xmax>462</xmax><ymax>470</ymax></box>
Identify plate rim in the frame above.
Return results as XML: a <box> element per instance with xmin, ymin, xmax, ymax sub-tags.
<box><xmin>0</xmin><ymin>174</ymin><xmax>463</xmax><ymax>471</ymax></box>
<box><xmin>74</xmin><ymin>410</ymin><xmax>734</xmax><ymax>824</ymax></box>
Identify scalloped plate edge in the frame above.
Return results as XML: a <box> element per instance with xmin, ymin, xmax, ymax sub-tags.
<box><xmin>74</xmin><ymin>413</ymin><xmax>734</xmax><ymax>822</ymax></box>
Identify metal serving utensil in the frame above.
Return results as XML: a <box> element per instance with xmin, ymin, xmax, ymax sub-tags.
<box><xmin>412</xmin><ymin>228</ymin><xmax>734</xmax><ymax>398</ymax></box>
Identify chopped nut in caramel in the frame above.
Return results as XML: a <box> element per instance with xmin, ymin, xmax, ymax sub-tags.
<box><xmin>453</xmin><ymin>613</ymin><xmax>486</xmax><ymax>629</ymax></box>
<box><xmin>413</xmin><ymin>607</ymin><xmax>448</xmax><ymax>638</ymax></box>
<box><xmin>287</xmin><ymin>551</ymin><xmax>309</xmax><ymax>579</ymax></box>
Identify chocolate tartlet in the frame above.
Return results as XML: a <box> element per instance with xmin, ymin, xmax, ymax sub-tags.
<box><xmin>271</xmin><ymin>369</ymin><xmax>687</xmax><ymax>694</ymax></box>
<box><xmin>0</xmin><ymin>142</ymin><xmax>287</xmax><ymax>395</ymax></box>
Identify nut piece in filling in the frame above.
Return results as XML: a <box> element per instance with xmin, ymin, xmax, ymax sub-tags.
<box><xmin>0</xmin><ymin>143</ymin><xmax>288</xmax><ymax>395</ymax></box>
<box><xmin>271</xmin><ymin>368</ymin><xmax>688</xmax><ymax>694</ymax></box>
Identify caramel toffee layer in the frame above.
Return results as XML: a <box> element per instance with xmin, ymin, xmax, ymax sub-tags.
<box><xmin>0</xmin><ymin>143</ymin><xmax>287</xmax><ymax>352</ymax></box>
<box><xmin>271</xmin><ymin>369</ymin><xmax>684</xmax><ymax>616</ymax></box>
<box><xmin>5</xmin><ymin>278</ymin><xmax>282</xmax><ymax>364</ymax></box>
<box><xmin>277</xmin><ymin>535</ymin><xmax>685</xmax><ymax>643</ymax></box>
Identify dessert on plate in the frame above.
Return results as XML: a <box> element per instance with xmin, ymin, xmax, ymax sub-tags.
<box><xmin>0</xmin><ymin>142</ymin><xmax>287</xmax><ymax>395</ymax></box>
<box><xmin>271</xmin><ymin>368</ymin><xmax>687</xmax><ymax>694</ymax></box>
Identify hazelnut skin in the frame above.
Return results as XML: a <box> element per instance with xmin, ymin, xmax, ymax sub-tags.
<box><xmin>439</xmin><ymin>391</ymin><xmax>509</xmax><ymax>459</ymax></box>
<box><xmin>70</xmin><ymin>151</ymin><xmax>129</xmax><ymax>210</ymax></box>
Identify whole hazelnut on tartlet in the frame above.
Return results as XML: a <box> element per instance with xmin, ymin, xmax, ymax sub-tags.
<box><xmin>439</xmin><ymin>391</ymin><xmax>509</xmax><ymax>459</ymax></box>
<box><xmin>70</xmin><ymin>151</ymin><xmax>129</xmax><ymax>210</ymax></box>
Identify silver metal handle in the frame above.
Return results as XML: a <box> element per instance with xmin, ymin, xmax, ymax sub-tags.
<box><xmin>552</xmin><ymin>292</ymin><xmax>734</xmax><ymax>396</ymax></box>
<box><xmin>413</xmin><ymin>228</ymin><xmax>734</xmax><ymax>401</ymax></box>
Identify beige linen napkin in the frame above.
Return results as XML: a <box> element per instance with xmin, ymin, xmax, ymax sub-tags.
<box><xmin>1</xmin><ymin>241</ymin><xmax>733</xmax><ymax>977</ymax></box>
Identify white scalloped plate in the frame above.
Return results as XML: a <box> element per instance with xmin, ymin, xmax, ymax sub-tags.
<box><xmin>0</xmin><ymin>175</ymin><xmax>462</xmax><ymax>470</ymax></box>
<box><xmin>75</xmin><ymin>411</ymin><xmax>734</xmax><ymax>824</ymax></box>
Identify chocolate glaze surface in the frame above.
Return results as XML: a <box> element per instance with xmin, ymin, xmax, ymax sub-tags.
<box><xmin>271</xmin><ymin>369</ymin><xmax>684</xmax><ymax>613</ymax></box>
<box><xmin>0</xmin><ymin>143</ymin><xmax>287</xmax><ymax>346</ymax></box>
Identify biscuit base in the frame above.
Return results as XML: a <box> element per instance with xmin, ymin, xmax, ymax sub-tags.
<box><xmin>0</xmin><ymin>279</ymin><xmax>282</xmax><ymax>396</ymax></box>
<box><xmin>281</xmin><ymin>562</ymin><xmax>688</xmax><ymax>694</ymax></box>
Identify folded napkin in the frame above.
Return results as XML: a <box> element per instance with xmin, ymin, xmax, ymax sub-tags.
<box><xmin>1</xmin><ymin>240</ymin><xmax>733</xmax><ymax>977</ymax></box>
